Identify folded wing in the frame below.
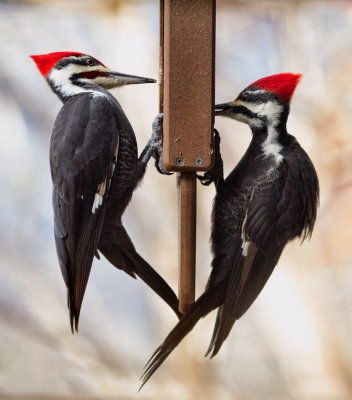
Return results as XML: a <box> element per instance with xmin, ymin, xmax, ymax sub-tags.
<box><xmin>50</xmin><ymin>94</ymin><xmax>118</xmax><ymax>331</ymax></box>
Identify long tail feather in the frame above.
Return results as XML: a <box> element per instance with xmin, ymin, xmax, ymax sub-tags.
<box><xmin>139</xmin><ymin>282</ymin><xmax>225</xmax><ymax>390</ymax></box>
<box><xmin>207</xmin><ymin>244</ymin><xmax>257</xmax><ymax>357</ymax></box>
<box><xmin>99</xmin><ymin>223</ymin><xmax>182</xmax><ymax>318</ymax></box>
<box><xmin>70</xmin><ymin>200</ymin><xmax>107</xmax><ymax>332</ymax></box>
<box><xmin>123</xmin><ymin>250</ymin><xmax>182</xmax><ymax>319</ymax></box>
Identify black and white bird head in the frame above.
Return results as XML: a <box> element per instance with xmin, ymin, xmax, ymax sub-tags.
<box><xmin>31</xmin><ymin>51</ymin><xmax>155</xmax><ymax>101</ymax></box>
<box><xmin>215</xmin><ymin>73</ymin><xmax>301</xmax><ymax>130</ymax></box>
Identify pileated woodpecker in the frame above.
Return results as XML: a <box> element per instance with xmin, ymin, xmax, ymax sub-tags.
<box><xmin>31</xmin><ymin>52</ymin><xmax>181</xmax><ymax>332</ymax></box>
<box><xmin>140</xmin><ymin>73</ymin><xmax>319</xmax><ymax>387</ymax></box>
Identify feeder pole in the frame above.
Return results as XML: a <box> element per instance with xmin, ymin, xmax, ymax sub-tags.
<box><xmin>160</xmin><ymin>0</ymin><xmax>215</xmax><ymax>314</ymax></box>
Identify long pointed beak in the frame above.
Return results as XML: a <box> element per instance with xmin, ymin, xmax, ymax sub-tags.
<box><xmin>215</xmin><ymin>101</ymin><xmax>237</xmax><ymax>116</ymax></box>
<box><xmin>107</xmin><ymin>70</ymin><xmax>156</xmax><ymax>86</ymax></box>
<box><xmin>214</xmin><ymin>99</ymin><xmax>246</xmax><ymax>116</ymax></box>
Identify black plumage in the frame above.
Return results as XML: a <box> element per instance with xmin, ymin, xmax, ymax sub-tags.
<box><xmin>52</xmin><ymin>93</ymin><xmax>181</xmax><ymax>331</ymax></box>
<box><xmin>140</xmin><ymin>73</ymin><xmax>319</xmax><ymax>387</ymax></box>
<box><xmin>31</xmin><ymin>52</ymin><xmax>181</xmax><ymax>333</ymax></box>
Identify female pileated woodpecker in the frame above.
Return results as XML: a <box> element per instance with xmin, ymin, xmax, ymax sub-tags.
<box><xmin>31</xmin><ymin>52</ymin><xmax>181</xmax><ymax>332</ymax></box>
<box><xmin>140</xmin><ymin>73</ymin><xmax>319</xmax><ymax>387</ymax></box>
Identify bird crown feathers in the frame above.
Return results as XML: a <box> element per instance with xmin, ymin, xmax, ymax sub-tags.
<box><xmin>249</xmin><ymin>73</ymin><xmax>302</xmax><ymax>103</ymax></box>
<box><xmin>30</xmin><ymin>52</ymin><xmax>104</xmax><ymax>78</ymax></box>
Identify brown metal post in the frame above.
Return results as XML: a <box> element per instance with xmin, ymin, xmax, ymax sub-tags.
<box><xmin>159</xmin><ymin>0</ymin><xmax>164</xmax><ymax>113</ymax></box>
<box><xmin>177</xmin><ymin>172</ymin><xmax>197</xmax><ymax>313</ymax></box>
<box><xmin>161</xmin><ymin>0</ymin><xmax>215</xmax><ymax>313</ymax></box>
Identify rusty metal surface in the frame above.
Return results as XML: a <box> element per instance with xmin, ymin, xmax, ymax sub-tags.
<box><xmin>159</xmin><ymin>0</ymin><xmax>164</xmax><ymax>112</ymax></box>
<box><xmin>177</xmin><ymin>172</ymin><xmax>197</xmax><ymax>313</ymax></box>
<box><xmin>160</xmin><ymin>0</ymin><xmax>215</xmax><ymax>314</ymax></box>
<box><xmin>163</xmin><ymin>0</ymin><xmax>215</xmax><ymax>172</ymax></box>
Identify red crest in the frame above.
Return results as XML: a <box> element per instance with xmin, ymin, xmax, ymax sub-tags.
<box><xmin>30</xmin><ymin>52</ymin><xmax>105</xmax><ymax>78</ymax></box>
<box><xmin>249</xmin><ymin>73</ymin><xmax>302</xmax><ymax>103</ymax></box>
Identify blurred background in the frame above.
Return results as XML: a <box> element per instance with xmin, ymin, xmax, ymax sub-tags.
<box><xmin>0</xmin><ymin>0</ymin><xmax>352</xmax><ymax>399</ymax></box>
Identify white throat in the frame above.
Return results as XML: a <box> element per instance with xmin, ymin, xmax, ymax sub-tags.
<box><xmin>241</xmin><ymin>99</ymin><xmax>284</xmax><ymax>162</ymax></box>
<box><xmin>48</xmin><ymin>63</ymin><xmax>108</xmax><ymax>98</ymax></box>
<box><xmin>261</xmin><ymin>125</ymin><xmax>283</xmax><ymax>163</ymax></box>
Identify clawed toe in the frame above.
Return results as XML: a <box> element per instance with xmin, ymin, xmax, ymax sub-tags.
<box><xmin>154</xmin><ymin>153</ymin><xmax>173</xmax><ymax>175</ymax></box>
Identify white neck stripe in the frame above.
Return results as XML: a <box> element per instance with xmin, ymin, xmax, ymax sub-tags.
<box><xmin>48</xmin><ymin>64</ymin><xmax>108</xmax><ymax>98</ymax></box>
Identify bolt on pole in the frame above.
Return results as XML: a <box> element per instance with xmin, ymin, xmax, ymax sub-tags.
<box><xmin>160</xmin><ymin>0</ymin><xmax>215</xmax><ymax>314</ymax></box>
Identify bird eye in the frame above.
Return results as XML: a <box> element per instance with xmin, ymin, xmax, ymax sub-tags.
<box><xmin>241</xmin><ymin>92</ymin><xmax>249</xmax><ymax>100</ymax></box>
<box><xmin>86</xmin><ymin>58</ymin><xmax>94</xmax><ymax>66</ymax></box>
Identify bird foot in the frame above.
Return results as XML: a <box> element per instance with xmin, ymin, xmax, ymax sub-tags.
<box><xmin>151</xmin><ymin>113</ymin><xmax>172</xmax><ymax>175</ymax></box>
<box><xmin>197</xmin><ymin>170</ymin><xmax>219</xmax><ymax>186</ymax></box>
<box><xmin>197</xmin><ymin>129</ymin><xmax>224</xmax><ymax>186</ymax></box>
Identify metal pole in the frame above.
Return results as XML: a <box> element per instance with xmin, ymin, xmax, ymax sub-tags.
<box><xmin>177</xmin><ymin>172</ymin><xmax>197</xmax><ymax>313</ymax></box>
<box><xmin>159</xmin><ymin>0</ymin><xmax>164</xmax><ymax>113</ymax></box>
<box><xmin>161</xmin><ymin>0</ymin><xmax>215</xmax><ymax>314</ymax></box>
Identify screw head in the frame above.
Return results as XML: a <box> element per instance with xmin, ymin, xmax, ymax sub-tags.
<box><xmin>176</xmin><ymin>158</ymin><xmax>184</xmax><ymax>166</ymax></box>
<box><xmin>195</xmin><ymin>157</ymin><xmax>204</xmax><ymax>166</ymax></box>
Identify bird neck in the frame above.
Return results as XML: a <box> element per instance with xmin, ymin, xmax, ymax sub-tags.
<box><xmin>250</xmin><ymin>115</ymin><xmax>289</xmax><ymax>162</ymax></box>
<box><xmin>47</xmin><ymin>72</ymin><xmax>108</xmax><ymax>102</ymax></box>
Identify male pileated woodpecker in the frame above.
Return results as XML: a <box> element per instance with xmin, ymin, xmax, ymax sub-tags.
<box><xmin>31</xmin><ymin>52</ymin><xmax>181</xmax><ymax>332</ymax></box>
<box><xmin>140</xmin><ymin>73</ymin><xmax>319</xmax><ymax>387</ymax></box>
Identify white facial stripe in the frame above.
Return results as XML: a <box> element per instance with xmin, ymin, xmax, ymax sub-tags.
<box><xmin>241</xmin><ymin>101</ymin><xmax>265</xmax><ymax>115</ymax></box>
<box><xmin>262</xmin><ymin>126</ymin><xmax>283</xmax><ymax>162</ymax></box>
<box><xmin>48</xmin><ymin>62</ymin><xmax>107</xmax><ymax>97</ymax></box>
<box><xmin>248</xmin><ymin>89</ymin><xmax>267</xmax><ymax>95</ymax></box>
<box><xmin>260</xmin><ymin>102</ymin><xmax>284</xmax><ymax>162</ymax></box>
<box><xmin>230</xmin><ymin>112</ymin><xmax>263</xmax><ymax>128</ymax></box>
<box><xmin>49</xmin><ymin>67</ymin><xmax>86</xmax><ymax>97</ymax></box>
<box><xmin>261</xmin><ymin>101</ymin><xmax>284</xmax><ymax>125</ymax></box>
<box><xmin>239</xmin><ymin>100</ymin><xmax>283</xmax><ymax>125</ymax></box>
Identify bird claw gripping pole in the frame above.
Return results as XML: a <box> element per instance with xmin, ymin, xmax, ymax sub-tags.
<box><xmin>197</xmin><ymin>129</ymin><xmax>224</xmax><ymax>188</ymax></box>
<box><xmin>160</xmin><ymin>0</ymin><xmax>216</xmax><ymax>314</ymax></box>
<box><xmin>137</xmin><ymin>113</ymin><xmax>171</xmax><ymax>182</ymax></box>
<box><xmin>151</xmin><ymin>114</ymin><xmax>173</xmax><ymax>175</ymax></box>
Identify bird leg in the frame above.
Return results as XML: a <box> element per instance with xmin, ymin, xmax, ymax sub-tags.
<box><xmin>197</xmin><ymin>129</ymin><xmax>224</xmax><ymax>188</ymax></box>
<box><xmin>136</xmin><ymin>113</ymin><xmax>172</xmax><ymax>182</ymax></box>
<box><xmin>151</xmin><ymin>113</ymin><xmax>172</xmax><ymax>175</ymax></box>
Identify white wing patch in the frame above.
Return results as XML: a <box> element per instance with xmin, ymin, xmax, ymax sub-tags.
<box><xmin>241</xmin><ymin>208</ymin><xmax>250</xmax><ymax>257</ymax></box>
<box><xmin>92</xmin><ymin>193</ymin><xmax>103</xmax><ymax>214</ymax></box>
<box><xmin>108</xmin><ymin>137</ymin><xmax>119</xmax><ymax>190</ymax></box>
<box><xmin>241</xmin><ymin>189</ymin><xmax>256</xmax><ymax>257</ymax></box>
<box><xmin>91</xmin><ymin>139</ymin><xmax>119</xmax><ymax>215</ymax></box>
<box><xmin>91</xmin><ymin>178</ymin><xmax>107</xmax><ymax>214</ymax></box>
<box><xmin>241</xmin><ymin>241</ymin><xmax>250</xmax><ymax>257</ymax></box>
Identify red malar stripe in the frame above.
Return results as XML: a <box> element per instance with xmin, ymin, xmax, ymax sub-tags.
<box><xmin>81</xmin><ymin>71</ymin><xmax>108</xmax><ymax>79</ymax></box>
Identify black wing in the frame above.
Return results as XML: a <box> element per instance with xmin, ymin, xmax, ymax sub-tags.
<box><xmin>140</xmin><ymin>140</ymin><xmax>319</xmax><ymax>386</ymax></box>
<box><xmin>208</xmin><ymin>142</ymin><xmax>319</xmax><ymax>356</ymax></box>
<box><xmin>50</xmin><ymin>93</ymin><xmax>118</xmax><ymax>332</ymax></box>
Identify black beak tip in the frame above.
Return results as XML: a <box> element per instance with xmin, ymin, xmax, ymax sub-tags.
<box><xmin>214</xmin><ymin>102</ymin><xmax>231</xmax><ymax>115</ymax></box>
<box><xmin>214</xmin><ymin>103</ymin><xmax>228</xmax><ymax>109</ymax></box>
<box><xmin>214</xmin><ymin>104</ymin><xmax>224</xmax><ymax>115</ymax></box>
<box><xmin>145</xmin><ymin>78</ymin><xmax>157</xmax><ymax>83</ymax></box>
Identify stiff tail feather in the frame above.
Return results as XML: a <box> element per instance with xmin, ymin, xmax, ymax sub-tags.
<box><xmin>206</xmin><ymin>243</ymin><xmax>257</xmax><ymax>358</ymax></box>
<box><xmin>70</xmin><ymin>199</ymin><xmax>107</xmax><ymax>333</ymax></box>
<box><xmin>139</xmin><ymin>282</ymin><xmax>225</xmax><ymax>390</ymax></box>
<box><xmin>99</xmin><ymin>223</ymin><xmax>182</xmax><ymax>319</ymax></box>
<box><xmin>123</xmin><ymin>250</ymin><xmax>182</xmax><ymax>319</ymax></box>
